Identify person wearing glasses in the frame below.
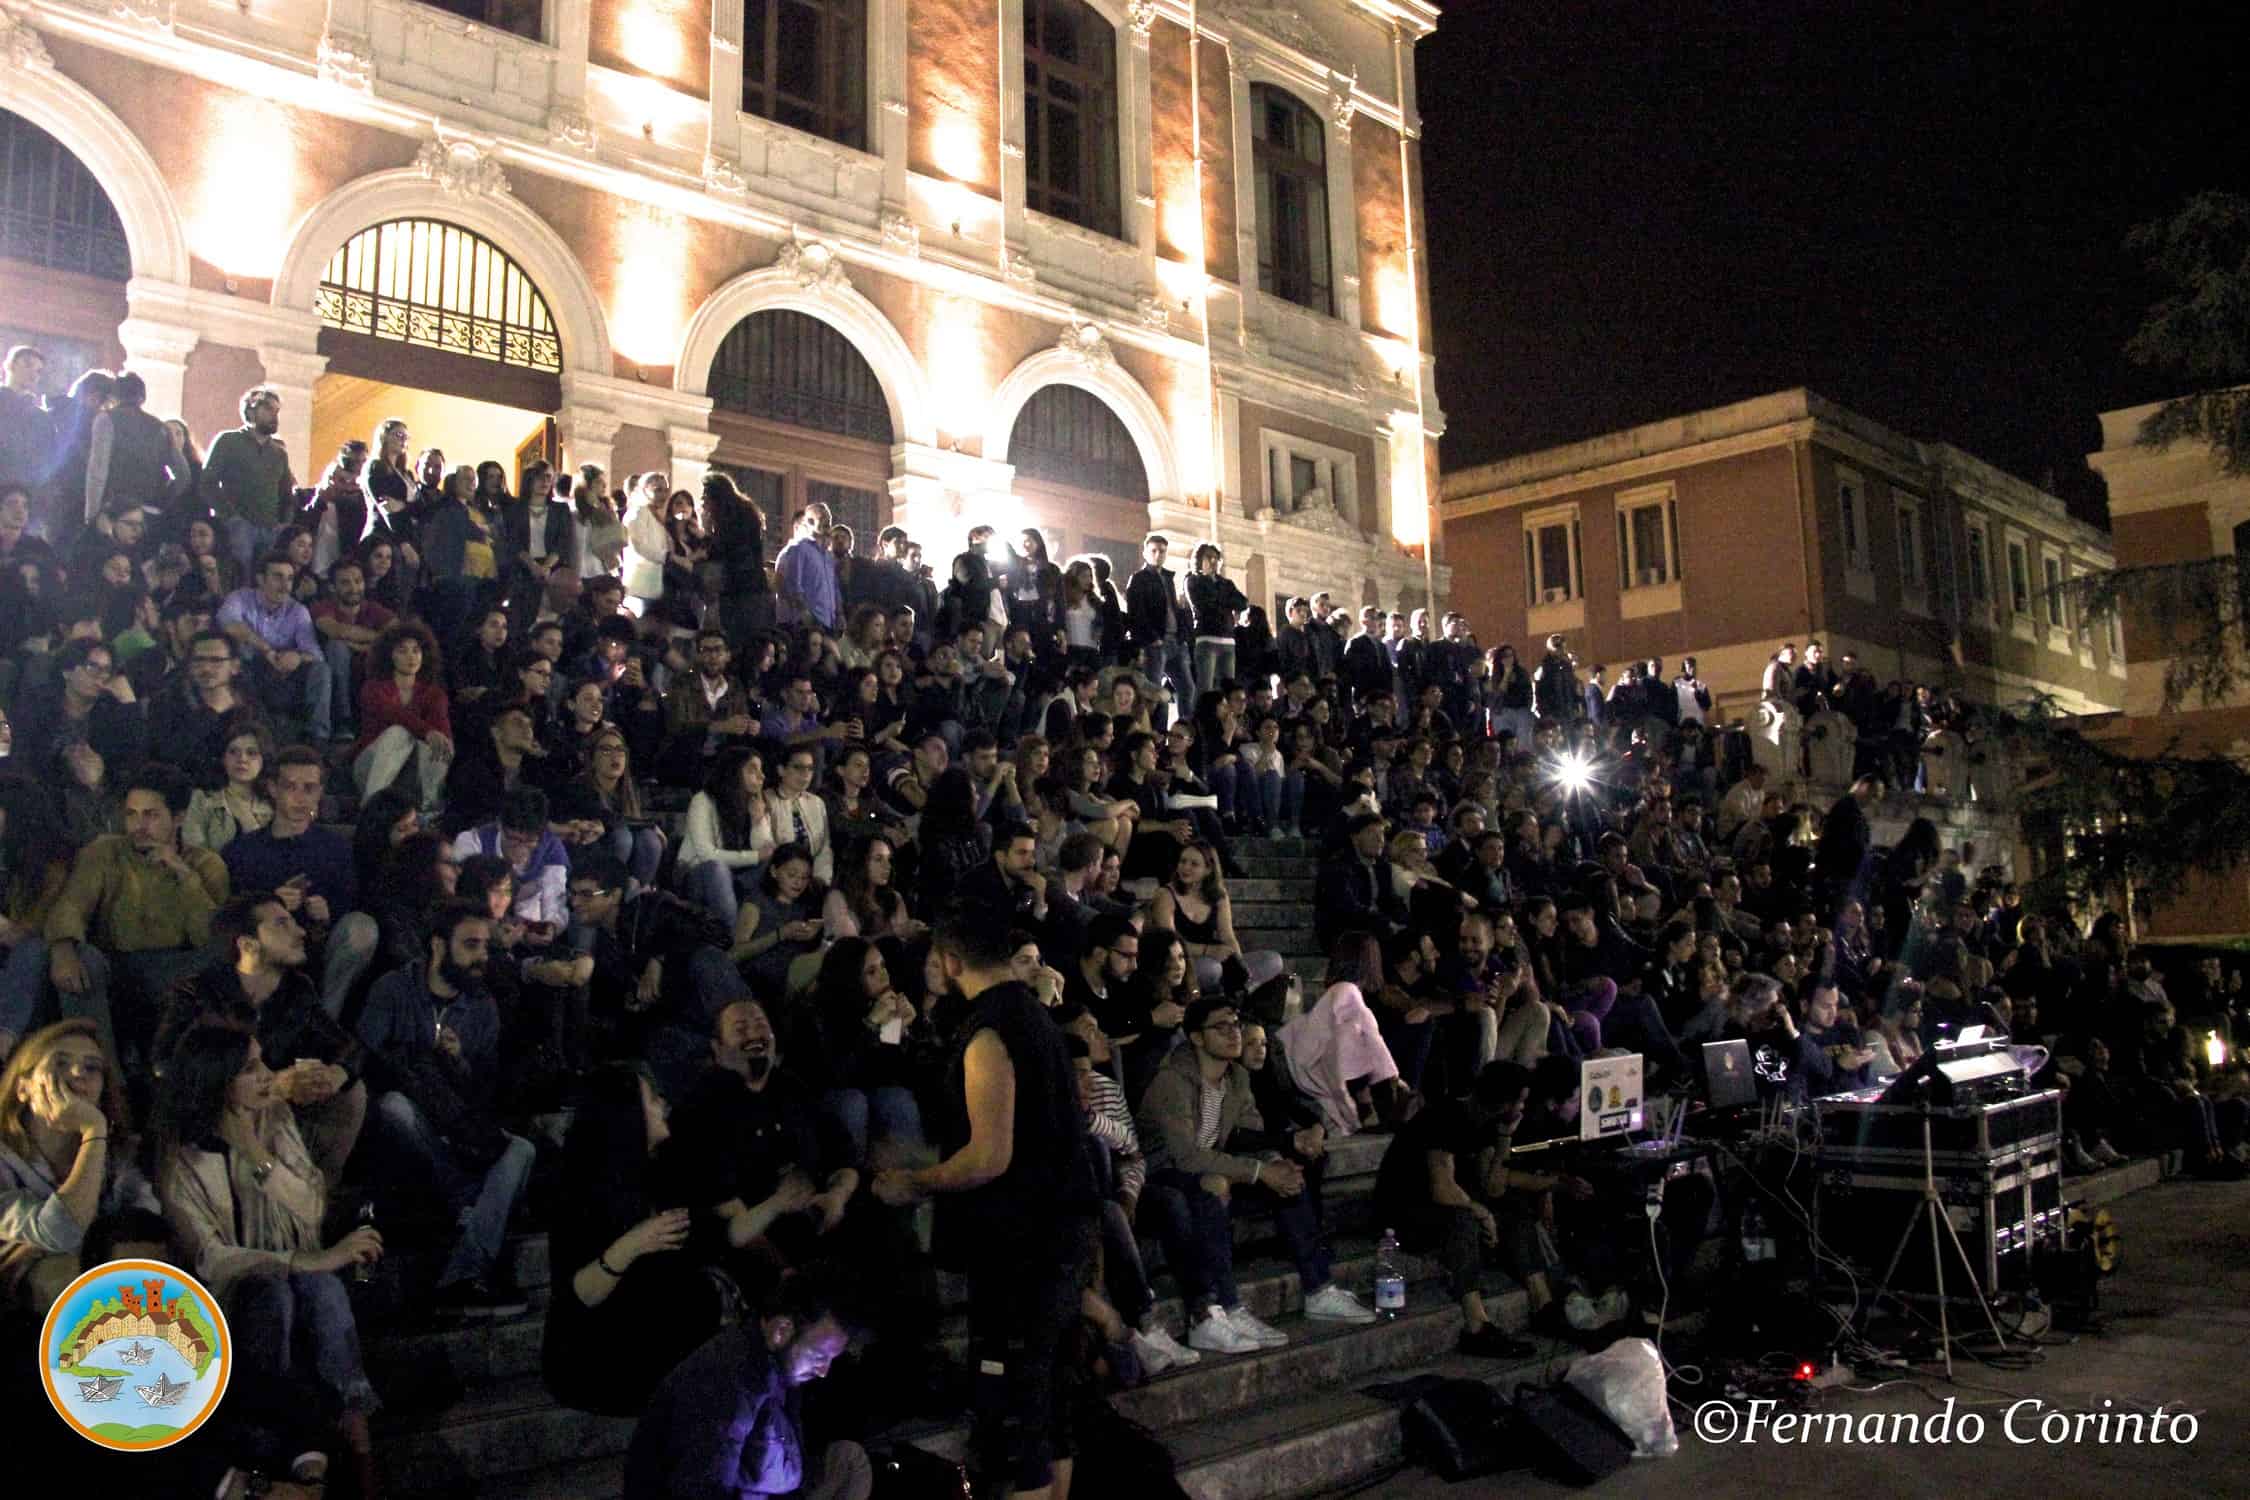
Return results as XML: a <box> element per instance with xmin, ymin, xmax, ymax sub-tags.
<box><xmin>10</xmin><ymin>636</ymin><xmax>147</xmax><ymax>798</ymax></box>
<box><xmin>1134</xmin><ymin>995</ymin><xmax>1376</xmax><ymax>1357</ymax></box>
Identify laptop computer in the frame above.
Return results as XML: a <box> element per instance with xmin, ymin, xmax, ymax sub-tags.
<box><xmin>1702</xmin><ymin>1039</ymin><xmax>1757</xmax><ymax>1111</ymax></box>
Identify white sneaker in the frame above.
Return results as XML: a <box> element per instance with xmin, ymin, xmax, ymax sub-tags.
<box><xmin>2090</xmin><ymin>1138</ymin><xmax>2123</xmax><ymax>1166</ymax></box>
<box><xmin>1563</xmin><ymin>1291</ymin><xmax>1601</xmax><ymax>1331</ymax></box>
<box><xmin>1129</xmin><ymin>1328</ymin><xmax>1177</xmax><ymax>1374</ymax></box>
<box><xmin>1226</xmin><ymin>1305</ymin><xmax>1289</xmax><ymax>1348</ymax></box>
<box><xmin>1304</xmin><ymin>1283</ymin><xmax>1378</xmax><ymax>1324</ymax></box>
<box><xmin>1136</xmin><ymin>1324</ymin><xmax>1199</xmax><ymax>1368</ymax></box>
<box><xmin>1188</xmin><ymin>1308</ymin><xmax>1263</xmax><ymax>1355</ymax></box>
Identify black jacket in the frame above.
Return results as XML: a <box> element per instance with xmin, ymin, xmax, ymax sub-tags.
<box><xmin>1342</xmin><ymin>634</ymin><xmax>1392</xmax><ymax>708</ymax></box>
<box><xmin>1315</xmin><ymin>853</ymin><xmax>1409</xmax><ymax>940</ymax></box>
<box><xmin>156</xmin><ymin>962</ymin><xmax>387</xmax><ymax>1091</ymax></box>
<box><xmin>1124</xmin><ymin>564</ymin><xmax>1180</xmax><ymax>647</ymax></box>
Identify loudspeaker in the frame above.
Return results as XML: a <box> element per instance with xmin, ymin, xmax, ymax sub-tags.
<box><xmin>1511</xmin><ymin>1381</ymin><xmax>1635</xmax><ymax>1486</ymax></box>
<box><xmin>1400</xmin><ymin>1378</ymin><xmax>1513</xmax><ymax>1481</ymax></box>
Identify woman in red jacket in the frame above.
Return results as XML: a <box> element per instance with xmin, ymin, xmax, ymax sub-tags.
<box><xmin>352</xmin><ymin>620</ymin><xmax>453</xmax><ymax>812</ymax></box>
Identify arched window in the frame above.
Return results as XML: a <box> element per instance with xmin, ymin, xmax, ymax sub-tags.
<box><xmin>709</xmin><ymin>310</ymin><xmax>894</xmax><ymax>545</ymax></box>
<box><xmin>0</xmin><ymin>109</ymin><xmax>130</xmax><ymax>281</ymax></box>
<box><xmin>1010</xmin><ymin>385</ymin><xmax>1147</xmax><ymax>503</ymax></box>
<box><xmin>1250</xmin><ymin>84</ymin><xmax>1332</xmax><ymax>316</ymax></box>
<box><xmin>314</xmin><ymin>219</ymin><xmax>561</xmax><ymax>373</ymax></box>
<box><xmin>1023</xmin><ymin>0</ymin><xmax>1121</xmax><ymax>240</ymax></box>
<box><xmin>743</xmin><ymin>0</ymin><xmax>867</xmax><ymax>150</ymax></box>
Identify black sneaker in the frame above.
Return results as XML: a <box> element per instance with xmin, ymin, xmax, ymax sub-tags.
<box><xmin>434</xmin><ymin>1277</ymin><xmax>529</xmax><ymax>1320</ymax></box>
<box><xmin>1458</xmin><ymin>1324</ymin><xmax>1537</xmax><ymax>1360</ymax></box>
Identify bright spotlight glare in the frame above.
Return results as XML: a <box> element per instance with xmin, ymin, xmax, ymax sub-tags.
<box><xmin>2207</xmin><ymin>1031</ymin><xmax>2227</xmax><ymax>1069</ymax></box>
<box><xmin>1553</xmin><ymin>753</ymin><xmax>1593</xmax><ymax>795</ymax></box>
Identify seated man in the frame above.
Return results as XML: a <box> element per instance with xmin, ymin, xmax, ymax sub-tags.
<box><xmin>1135</xmin><ymin>996</ymin><xmax>1375</xmax><ymax>1355</ymax></box>
<box><xmin>221</xmin><ymin>745</ymin><xmax>378</xmax><ymax>1019</ymax></box>
<box><xmin>309</xmin><ymin>556</ymin><xmax>392</xmax><ymax>741</ymax></box>
<box><xmin>623</xmin><ymin>1266</ymin><xmax>868</xmax><ymax>1500</ymax></box>
<box><xmin>450</xmin><ymin>786</ymin><xmax>572</xmax><ymax>935</ymax></box>
<box><xmin>356</xmin><ymin>899</ymin><xmax>536</xmax><ymax>1319</ymax></box>
<box><xmin>155</xmin><ymin>892</ymin><xmax>370</xmax><ymax>1184</ymax></box>
<box><xmin>1315</xmin><ymin>813</ymin><xmax>1410</xmax><ymax>942</ymax></box>
<box><xmin>45</xmin><ymin>763</ymin><xmax>229</xmax><ymax>1067</ymax></box>
<box><xmin>124</xmin><ymin>594</ymin><xmax>216</xmax><ymax>701</ymax></box>
<box><xmin>442</xmin><ymin>701</ymin><xmax>546</xmax><ymax>837</ymax></box>
<box><xmin>660</xmin><ymin>628</ymin><xmax>760</xmax><ymax>785</ymax></box>
<box><xmin>1370</xmin><ymin>1059</ymin><xmax>1540</xmax><ymax>1358</ymax></box>
<box><xmin>216</xmin><ymin>552</ymin><xmax>332</xmax><ymax>742</ymax></box>
<box><xmin>566</xmin><ymin>852</ymin><xmax>749</xmax><ymax>1095</ymax></box>
<box><xmin>146</xmin><ymin>628</ymin><xmax>259</xmax><ymax>777</ymax></box>
<box><xmin>956</xmin><ymin>822</ymin><xmax>1046</xmax><ymax>928</ymax></box>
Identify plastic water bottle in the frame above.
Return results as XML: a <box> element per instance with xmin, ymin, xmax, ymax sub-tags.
<box><xmin>1373</xmin><ymin>1228</ymin><xmax>1407</xmax><ymax>1318</ymax></box>
<box><xmin>1740</xmin><ymin>1202</ymin><xmax>1767</xmax><ymax>1265</ymax></box>
<box><xmin>352</xmin><ymin>1200</ymin><xmax>377</xmax><ymax>1283</ymax></box>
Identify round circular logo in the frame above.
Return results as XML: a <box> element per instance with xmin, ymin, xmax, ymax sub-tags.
<box><xmin>38</xmin><ymin>1259</ymin><xmax>230</xmax><ymax>1451</ymax></box>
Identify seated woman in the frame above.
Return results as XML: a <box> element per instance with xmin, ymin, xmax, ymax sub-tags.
<box><xmin>183</xmin><ymin>719</ymin><xmax>274</xmax><ymax>852</ymax></box>
<box><xmin>1276</xmin><ymin>973</ymin><xmax>1413</xmax><ymax>1138</ymax></box>
<box><xmin>567</xmin><ymin>724</ymin><xmax>665</xmax><ymax>888</ymax></box>
<box><xmin>0</xmin><ymin>1020</ymin><xmax>154</xmax><ymax>1317</ymax></box>
<box><xmin>823</xmin><ymin>834</ymin><xmax>926</xmax><ymax>945</ymax></box>
<box><xmin>824</xmin><ymin>742</ymin><xmax>905</xmax><ymax>854</ymax></box>
<box><xmin>544</xmin><ymin>1062</ymin><xmax>730</xmax><ymax>1416</ymax></box>
<box><xmin>446</xmin><ymin>605</ymin><xmax>510</xmax><ymax>709</ymax></box>
<box><xmin>1115</xmin><ymin>927</ymin><xmax>1198</xmax><ymax>1103</ymax></box>
<box><xmin>155</xmin><ymin>1023</ymin><xmax>383</xmax><ymax>1490</ymax></box>
<box><xmin>1061</xmin><ymin>742</ymin><xmax>1138</xmax><ymax>852</ymax></box>
<box><xmin>677</xmin><ymin>746</ymin><xmax>775</xmax><ymax>932</ymax></box>
<box><xmin>796</xmin><ymin>938</ymin><xmax>927</xmax><ymax>1168</ymax></box>
<box><xmin>1147</xmin><ymin>839</ymin><xmax>1283</xmax><ymax>998</ymax></box>
<box><xmin>353</xmin><ymin>620</ymin><xmax>453</xmax><ymax>811</ymax></box>
<box><xmin>736</xmin><ymin>843</ymin><xmax>827</xmax><ymax>1000</ymax></box>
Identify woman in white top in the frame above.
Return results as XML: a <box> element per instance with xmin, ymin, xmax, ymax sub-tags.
<box><xmin>1061</xmin><ymin>559</ymin><xmax>1103</xmax><ymax>670</ymax></box>
<box><xmin>679</xmin><ymin>745</ymin><xmax>778</xmax><ymax>931</ymax></box>
<box><xmin>620</xmin><ymin>470</ymin><xmax>673</xmax><ymax>616</ymax></box>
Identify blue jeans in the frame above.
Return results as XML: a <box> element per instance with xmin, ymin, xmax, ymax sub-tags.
<box><xmin>323</xmin><ymin>638</ymin><xmax>359</xmax><ymax>736</ymax></box>
<box><xmin>0</xmin><ymin>936</ymin><xmax>49</xmax><ymax>1040</ymax></box>
<box><xmin>69</xmin><ymin>945</ymin><xmax>204</xmax><ymax>1067</ymax></box>
<box><xmin>605</xmin><ymin>823</ymin><xmax>666</xmax><ymax>888</ymax></box>
<box><xmin>1193</xmin><ymin>638</ymin><xmax>1237</xmax><ymax>697</ymax></box>
<box><xmin>1268</xmin><ymin>769</ymin><xmax>1305</xmax><ymax>829</ymax></box>
<box><xmin>1139</xmin><ymin>640</ymin><xmax>1197</xmax><ymax>723</ymax></box>
<box><xmin>821</xmin><ymin>1084</ymin><xmax>925</xmax><ymax>1166</ymax></box>
<box><xmin>247</xmin><ymin>650</ymin><xmax>334</xmax><ymax>740</ymax></box>
<box><xmin>1143</xmin><ymin>1166</ymin><xmax>1330</xmax><ymax>1312</ymax></box>
<box><xmin>225</xmin><ymin>517</ymin><xmax>277</xmax><ymax>577</ymax></box>
<box><xmin>684</xmin><ymin>859</ymin><xmax>756</xmax><ymax>931</ymax></box>
<box><xmin>370</xmin><ymin>1091</ymin><xmax>536</xmax><ymax>1287</ymax></box>
<box><xmin>227</xmin><ymin>1268</ymin><xmax>378</xmax><ymax>1416</ymax></box>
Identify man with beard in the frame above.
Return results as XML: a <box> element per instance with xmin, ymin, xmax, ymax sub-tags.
<box><xmin>356</xmin><ymin>899</ymin><xmax>536</xmax><ymax>1319</ymax></box>
<box><xmin>199</xmin><ymin>385</ymin><xmax>296</xmax><ymax>575</ymax></box>
<box><xmin>873</xmin><ymin>913</ymin><xmax>1098</xmax><ymax>1500</ymax></box>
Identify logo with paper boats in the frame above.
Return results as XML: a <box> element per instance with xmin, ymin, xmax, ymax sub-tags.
<box><xmin>39</xmin><ymin>1259</ymin><xmax>231</xmax><ymax>1450</ymax></box>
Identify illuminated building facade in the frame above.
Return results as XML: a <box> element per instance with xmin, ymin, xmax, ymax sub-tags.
<box><xmin>0</xmin><ymin>0</ymin><xmax>1445</xmax><ymax>612</ymax></box>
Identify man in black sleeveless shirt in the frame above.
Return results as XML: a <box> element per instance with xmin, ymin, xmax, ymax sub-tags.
<box><xmin>874</xmin><ymin>912</ymin><xmax>1096</xmax><ymax>1499</ymax></box>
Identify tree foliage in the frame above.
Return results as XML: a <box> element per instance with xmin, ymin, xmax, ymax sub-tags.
<box><xmin>2128</xmin><ymin>191</ymin><xmax>2250</xmax><ymax>474</ymax></box>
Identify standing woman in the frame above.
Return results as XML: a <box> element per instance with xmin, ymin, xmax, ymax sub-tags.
<box><xmin>506</xmin><ymin>459</ymin><xmax>578</xmax><ymax>609</ymax></box>
<box><xmin>659</xmin><ymin>489</ymin><xmax>709</xmax><ymax>624</ymax></box>
<box><xmin>575</xmin><ymin>464</ymin><xmax>627</xmax><ymax>578</ymax></box>
<box><xmin>0</xmin><ymin>1019</ymin><xmax>152</xmax><ymax>1318</ymax></box>
<box><xmin>1185</xmin><ymin>542</ymin><xmax>1249</xmax><ymax>694</ymax></box>
<box><xmin>417</xmin><ymin>465</ymin><xmax>501</xmax><ymax>646</ymax></box>
<box><xmin>1486</xmin><ymin>644</ymin><xmax>1535</xmax><ymax>748</ymax></box>
<box><xmin>620</xmin><ymin>471</ymin><xmax>673</xmax><ymax>619</ymax></box>
<box><xmin>156</xmin><ymin>1023</ymin><xmax>384</xmax><ymax>1493</ymax></box>
<box><xmin>1060</xmin><ymin>559</ymin><xmax>1104</xmax><ymax>674</ymax></box>
<box><xmin>1006</xmin><ymin>527</ymin><xmax>1064</xmax><ymax>637</ymax></box>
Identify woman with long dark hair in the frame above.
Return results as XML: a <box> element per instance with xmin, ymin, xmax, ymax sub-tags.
<box><xmin>182</xmin><ymin>719</ymin><xmax>275</xmax><ymax>851</ymax></box>
<box><xmin>568</xmin><ymin>723</ymin><xmax>665</xmax><ymax>887</ymax></box>
<box><xmin>823</xmin><ymin>833</ymin><xmax>921</xmax><ymax>943</ymax></box>
<box><xmin>914</xmin><ymin>767</ymin><xmax>987</xmax><ymax>920</ymax></box>
<box><xmin>575</xmin><ymin>463</ymin><xmax>626</xmax><ymax>579</ymax></box>
<box><xmin>1005</xmin><ymin>526</ymin><xmax>1063</xmax><ymax>636</ymax></box>
<box><xmin>679</xmin><ymin>745</ymin><xmax>775</xmax><ymax>930</ymax></box>
<box><xmin>447</xmin><ymin>604</ymin><xmax>510</xmax><ymax>707</ymax></box>
<box><xmin>505</xmin><ymin>459</ymin><xmax>578</xmax><ymax>604</ymax></box>
<box><xmin>1148</xmin><ymin>838</ymin><xmax>1283</xmax><ymax>996</ymax></box>
<box><xmin>544</xmin><ymin>1062</ymin><xmax>722</xmax><ymax>1415</ymax></box>
<box><xmin>156</xmin><ymin>1023</ymin><xmax>383</xmax><ymax>1486</ymax></box>
<box><xmin>737</xmin><ymin>843</ymin><xmax>826</xmax><ymax>997</ymax></box>
<box><xmin>1119</xmin><ymin>926</ymin><xmax>1199</xmax><ymax>1098</ymax></box>
<box><xmin>798</xmin><ymin>937</ymin><xmax>926</xmax><ymax>1167</ymax></box>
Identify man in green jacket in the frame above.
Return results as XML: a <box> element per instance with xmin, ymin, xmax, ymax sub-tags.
<box><xmin>198</xmin><ymin>385</ymin><xmax>295</xmax><ymax>575</ymax></box>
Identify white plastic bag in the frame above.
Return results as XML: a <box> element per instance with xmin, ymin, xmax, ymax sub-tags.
<box><xmin>1565</xmin><ymin>1336</ymin><xmax>1678</xmax><ymax>1458</ymax></box>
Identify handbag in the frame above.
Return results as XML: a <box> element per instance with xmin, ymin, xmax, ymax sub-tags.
<box><xmin>1400</xmin><ymin>1377</ymin><xmax>1514</xmax><ymax>1481</ymax></box>
<box><xmin>1511</xmin><ymin>1380</ymin><xmax>1635</xmax><ymax>1486</ymax></box>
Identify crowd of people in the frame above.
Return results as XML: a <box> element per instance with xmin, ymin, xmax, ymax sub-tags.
<box><xmin>1</xmin><ymin>347</ymin><xmax>2243</xmax><ymax>1500</ymax></box>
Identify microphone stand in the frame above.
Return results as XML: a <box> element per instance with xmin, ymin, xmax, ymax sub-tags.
<box><xmin>1868</xmin><ymin>1096</ymin><xmax>2009</xmax><ymax>1376</ymax></box>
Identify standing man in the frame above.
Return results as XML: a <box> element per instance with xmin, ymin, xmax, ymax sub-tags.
<box><xmin>1673</xmin><ymin>656</ymin><xmax>1711</xmax><ymax>727</ymax></box>
<box><xmin>1126</xmin><ymin>532</ymin><xmax>1195</xmax><ymax>721</ymax></box>
<box><xmin>874</xmin><ymin>914</ymin><xmax>1097</xmax><ymax>1500</ymax></box>
<box><xmin>1341</xmin><ymin>606</ymin><xmax>1393</xmax><ymax>718</ymax></box>
<box><xmin>774</xmin><ymin>502</ymin><xmax>840</xmax><ymax>634</ymax></box>
<box><xmin>0</xmin><ymin>344</ymin><xmax>54</xmax><ymax>493</ymax></box>
<box><xmin>82</xmin><ymin>371</ymin><xmax>188</xmax><ymax>528</ymax></box>
<box><xmin>200</xmin><ymin>386</ymin><xmax>295</xmax><ymax>576</ymax></box>
<box><xmin>1306</xmin><ymin>592</ymin><xmax>1345</xmax><ymax>681</ymax></box>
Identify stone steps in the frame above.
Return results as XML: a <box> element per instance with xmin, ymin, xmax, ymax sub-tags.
<box><xmin>1227</xmin><ymin>901</ymin><xmax>1316</xmax><ymax>929</ymax></box>
<box><xmin>1219</xmin><ymin>879</ymin><xmax>1316</xmax><ymax>902</ymax></box>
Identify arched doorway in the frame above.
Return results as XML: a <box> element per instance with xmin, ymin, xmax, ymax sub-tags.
<box><xmin>307</xmin><ymin>217</ymin><xmax>560</xmax><ymax>485</ymax></box>
<box><xmin>705</xmin><ymin>309</ymin><xmax>894</xmax><ymax>548</ymax></box>
<box><xmin>0</xmin><ymin>107</ymin><xmax>132</xmax><ymax>397</ymax></box>
<box><xmin>1005</xmin><ymin>383</ymin><xmax>1152</xmax><ymax>579</ymax></box>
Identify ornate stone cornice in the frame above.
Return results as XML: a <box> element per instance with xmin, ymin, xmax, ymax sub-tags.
<box><xmin>775</xmin><ymin>236</ymin><xmax>853</xmax><ymax>293</ymax></box>
<box><xmin>415</xmin><ymin>136</ymin><xmax>511</xmax><ymax>199</ymax></box>
<box><xmin>1055</xmin><ymin>320</ymin><xmax>1115</xmax><ymax>369</ymax></box>
<box><xmin>549</xmin><ymin>105</ymin><xmax>597</xmax><ymax>154</ymax></box>
<box><xmin>0</xmin><ymin>8</ymin><xmax>53</xmax><ymax>68</ymax></box>
<box><xmin>880</xmin><ymin>210</ymin><xmax>920</xmax><ymax>258</ymax></box>
<box><xmin>316</xmin><ymin>29</ymin><xmax>373</xmax><ymax>92</ymax></box>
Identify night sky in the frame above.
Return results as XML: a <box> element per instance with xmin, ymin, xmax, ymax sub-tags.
<box><xmin>1415</xmin><ymin>1</ymin><xmax>2243</xmax><ymax>525</ymax></box>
